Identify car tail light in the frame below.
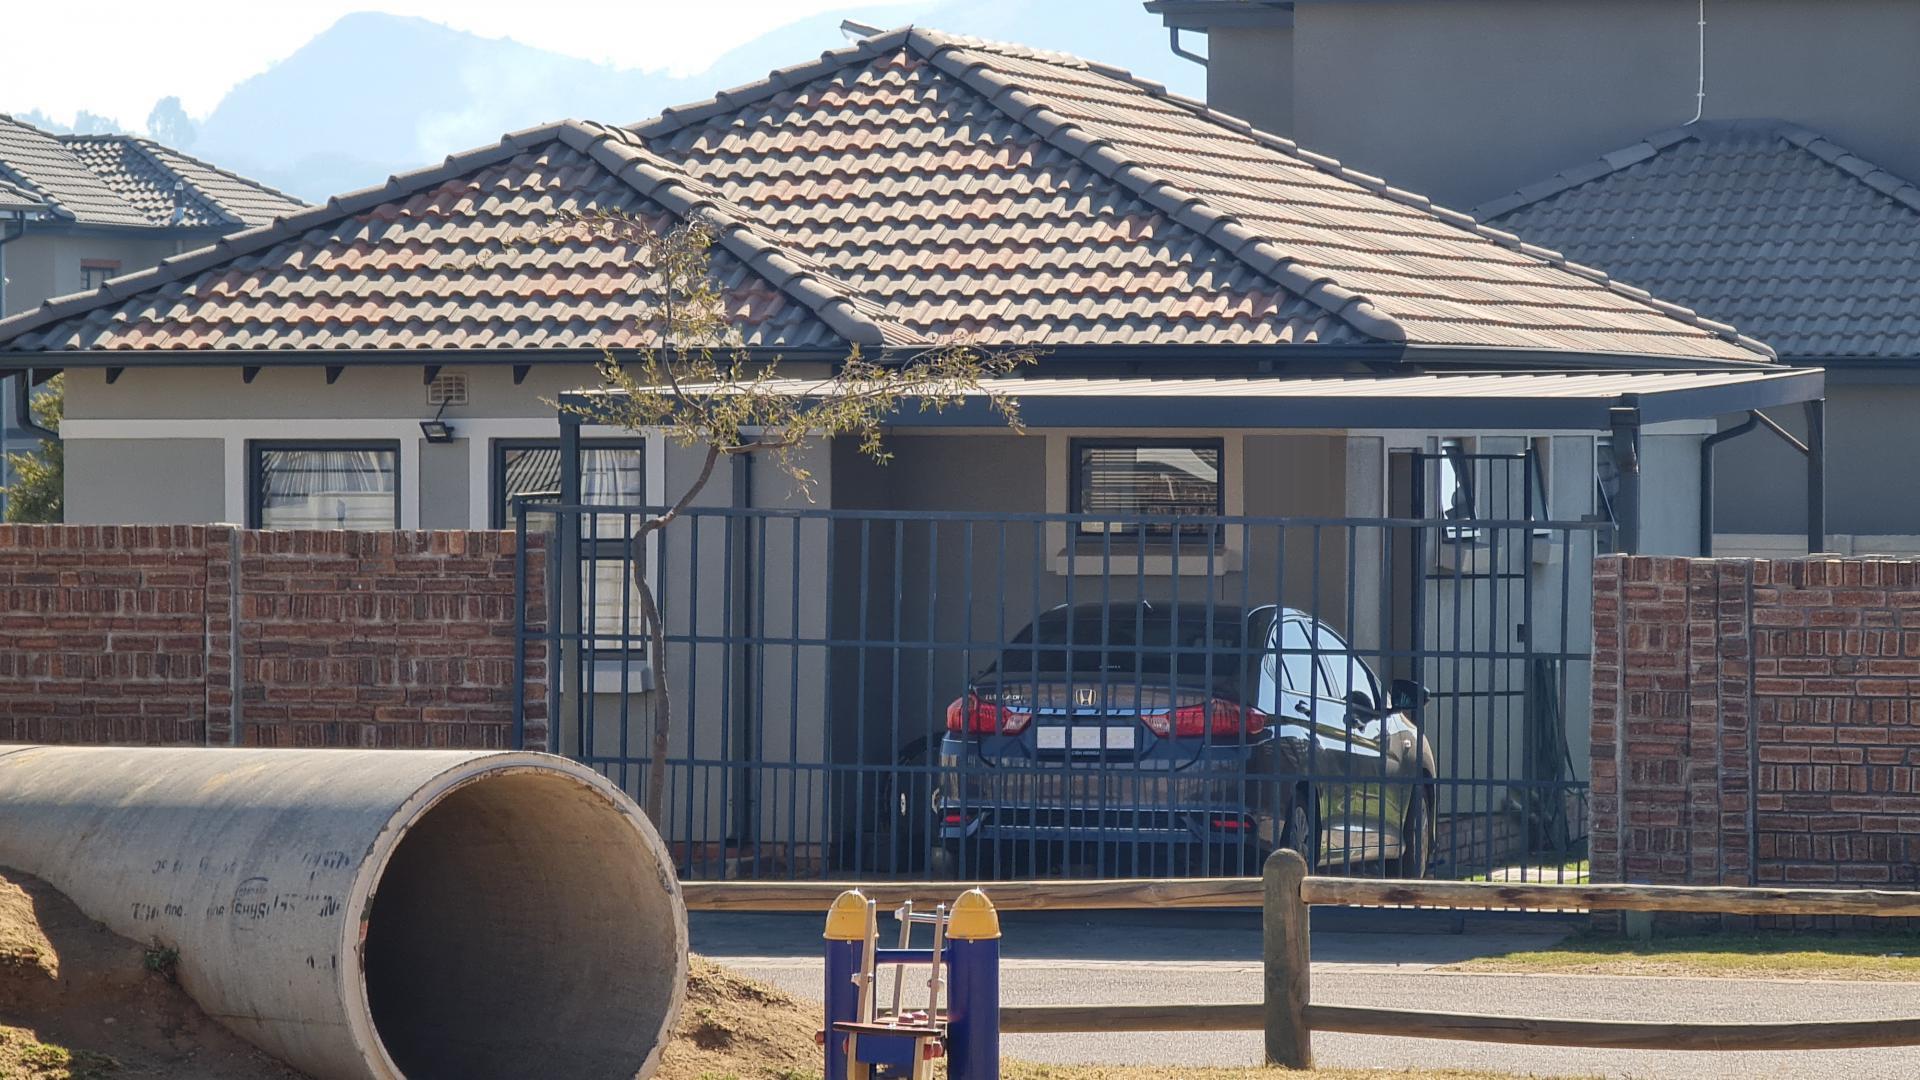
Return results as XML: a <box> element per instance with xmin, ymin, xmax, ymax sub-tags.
<box><xmin>1142</xmin><ymin>699</ymin><xmax>1269</xmax><ymax>738</ymax></box>
<box><xmin>945</xmin><ymin>694</ymin><xmax>1032</xmax><ymax>735</ymax></box>
<box><xmin>1208</xmin><ymin>814</ymin><xmax>1252</xmax><ymax>832</ymax></box>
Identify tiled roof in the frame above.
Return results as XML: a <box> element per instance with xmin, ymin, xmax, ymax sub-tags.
<box><xmin>635</xmin><ymin>27</ymin><xmax>1768</xmax><ymax>360</ymax></box>
<box><xmin>0</xmin><ymin>176</ymin><xmax>44</xmax><ymax>214</ymax></box>
<box><xmin>0</xmin><ymin>28</ymin><xmax>1769</xmax><ymax>362</ymax></box>
<box><xmin>1477</xmin><ymin>121</ymin><xmax>1920</xmax><ymax>361</ymax></box>
<box><xmin>0</xmin><ymin>114</ymin><xmax>305</xmax><ymax>229</ymax></box>
<box><xmin>0</xmin><ymin>121</ymin><xmax>906</xmax><ymax>353</ymax></box>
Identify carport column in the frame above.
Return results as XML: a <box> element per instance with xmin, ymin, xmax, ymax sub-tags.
<box><xmin>1608</xmin><ymin>406</ymin><xmax>1642</xmax><ymax>554</ymax></box>
<box><xmin>1805</xmin><ymin>399</ymin><xmax>1826</xmax><ymax>554</ymax></box>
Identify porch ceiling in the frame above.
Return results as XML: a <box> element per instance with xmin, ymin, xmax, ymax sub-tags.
<box><xmin>562</xmin><ymin>368</ymin><xmax>1824</xmax><ymax>432</ymax></box>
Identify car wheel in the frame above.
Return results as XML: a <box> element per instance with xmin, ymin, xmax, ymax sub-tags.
<box><xmin>1279</xmin><ymin>790</ymin><xmax>1318</xmax><ymax>871</ymax></box>
<box><xmin>1395</xmin><ymin>781</ymin><xmax>1436</xmax><ymax>879</ymax></box>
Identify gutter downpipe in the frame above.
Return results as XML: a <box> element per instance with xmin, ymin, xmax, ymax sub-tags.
<box><xmin>1169</xmin><ymin>26</ymin><xmax>1208</xmax><ymax>67</ymax></box>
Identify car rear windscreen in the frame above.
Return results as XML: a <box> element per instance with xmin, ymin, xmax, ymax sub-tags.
<box><xmin>993</xmin><ymin>608</ymin><xmax>1254</xmax><ymax>679</ymax></box>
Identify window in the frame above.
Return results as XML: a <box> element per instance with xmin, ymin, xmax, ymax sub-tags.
<box><xmin>80</xmin><ymin>260</ymin><xmax>120</xmax><ymax>290</ymax></box>
<box><xmin>1071</xmin><ymin>439</ymin><xmax>1223</xmax><ymax>539</ymax></box>
<box><xmin>247</xmin><ymin>442</ymin><xmax>399</xmax><ymax>529</ymax></box>
<box><xmin>1275</xmin><ymin>620</ymin><xmax>1316</xmax><ymax>694</ymax></box>
<box><xmin>1312</xmin><ymin>624</ymin><xmax>1378</xmax><ymax>709</ymax></box>
<box><xmin>494</xmin><ymin>439</ymin><xmax>648</xmax><ymax>648</ymax></box>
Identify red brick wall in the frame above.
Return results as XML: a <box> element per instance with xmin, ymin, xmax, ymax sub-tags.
<box><xmin>1593</xmin><ymin>555</ymin><xmax>1920</xmax><ymax>891</ymax></box>
<box><xmin>0</xmin><ymin>525</ymin><xmax>547</xmax><ymax>751</ymax></box>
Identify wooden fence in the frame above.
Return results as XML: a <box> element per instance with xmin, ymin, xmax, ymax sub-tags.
<box><xmin>682</xmin><ymin>853</ymin><xmax>1920</xmax><ymax>1068</ymax></box>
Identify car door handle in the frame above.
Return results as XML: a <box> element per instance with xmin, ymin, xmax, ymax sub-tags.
<box><xmin>1292</xmin><ymin>701</ymin><xmax>1312</xmax><ymax>718</ymax></box>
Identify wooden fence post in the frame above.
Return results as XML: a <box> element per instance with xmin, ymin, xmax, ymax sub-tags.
<box><xmin>1263</xmin><ymin>847</ymin><xmax>1312</xmax><ymax>1069</ymax></box>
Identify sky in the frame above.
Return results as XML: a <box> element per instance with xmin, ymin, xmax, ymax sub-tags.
<box><xmin>0</xmin><ymin>0</ymin><xmax>929</xmax><ymax>125</ymax></box>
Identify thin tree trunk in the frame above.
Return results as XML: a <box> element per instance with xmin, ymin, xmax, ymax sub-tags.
<box><xmin>633</xmin><ymin>444</ymin><xmax>722</xmax><ymax>825</ymax></box>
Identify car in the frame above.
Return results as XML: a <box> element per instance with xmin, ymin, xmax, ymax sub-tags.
<box><xmin>930</xmin><ymin>601</ymin><xmax>1436</xmax><ymax>877</ymax></box>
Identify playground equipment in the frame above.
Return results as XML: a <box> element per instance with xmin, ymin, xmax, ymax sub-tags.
<box><xmin>822</xmin><ymin>887</ymin><xmax>1001</xmax><ymax>1080</ymax></box>
<box><xmin>0</xmin><ymin>746</ymin><xmax>687</xmax><ymax>1080</ymax></box>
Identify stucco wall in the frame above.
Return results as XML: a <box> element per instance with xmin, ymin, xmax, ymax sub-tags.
<box><xmin>1202</xmin><ymin>0</ymin><xmax>1920</xmax><ymax>211</ymax></box>
<box><xmin>64</xmin><ymin>438</ymin><xmax>226</xmax><ymax>524</ymax></box>
<box><xmin>1</xmin><ymin>229</ymin><xmax>206</xmax><ymax>318</ymax></box>
<box><xmin>1712</xmin><ymin>383</ymin><xmax>1920</xmax><ymax>543</ymax></box>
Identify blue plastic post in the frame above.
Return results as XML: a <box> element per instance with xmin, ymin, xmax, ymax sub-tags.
<box><xmin>945</xmin><ymin>890</ymin><xmax>1001</xmax><ymax>1080</ymax></box>
<box><xmin>824</xmin><ymin>891</ymin><xmax>869</xmax><ymax>1080</ymax></box>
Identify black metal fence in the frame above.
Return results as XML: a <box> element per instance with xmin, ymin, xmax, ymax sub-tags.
<box><xmin>515</xmin><ymin>464</ymin><xmax>1606</xmax><ymax>884</ymax></box>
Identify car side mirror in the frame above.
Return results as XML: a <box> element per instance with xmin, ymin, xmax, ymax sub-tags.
<box><xmin>1345</xmin><ymin>689</ymin><xmax>1379</xmax><ymax>720</ymax></box>
<box><xmin>1390</xmin><ymin>678</ymin><xmax>1432</xmax><ymax>711</ymax></box>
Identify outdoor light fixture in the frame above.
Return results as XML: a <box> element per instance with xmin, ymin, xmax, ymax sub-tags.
<box><xmin>419</xmin><ymin>401</ymin><xmax>456</xmax><ymax>443</ymax></box>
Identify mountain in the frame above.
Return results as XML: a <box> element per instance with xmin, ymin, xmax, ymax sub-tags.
<box><xmin>191</xmin><ymin>3</ymin><xmax>1201</xmax><ymax>202</ymax></box>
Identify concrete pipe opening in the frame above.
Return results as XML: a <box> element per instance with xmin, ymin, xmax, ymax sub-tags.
<box><xmin>359</xmin><ymin>768</ymin><xmax>684</xmax><ymax>1080</ymax></box>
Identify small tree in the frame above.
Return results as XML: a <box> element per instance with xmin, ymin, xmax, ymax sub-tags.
<box><xmin>546</xmin><ymin>214</ymin><xmax>1033</xmax><ymax>822</ymax></box>
<box><xmin>3</xmin><ymin>375</ymin><xmax>63</xmax><ymax>524</ymax></box>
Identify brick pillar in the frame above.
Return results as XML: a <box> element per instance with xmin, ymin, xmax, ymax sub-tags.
<box><xmin>203</xmin><ymin>525</ymin><xmax>240</xmax><ymax>746</ymax></box>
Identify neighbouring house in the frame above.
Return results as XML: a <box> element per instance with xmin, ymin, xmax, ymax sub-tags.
<box><xmin>0</xmin><ymin>114</ymin><xmax>307</xmax><ymax>512</ymax></box>
<box><xmin>0</xmin><ymin>26</ymin><xmax>1824</xmax><ymax>877</ymax></box>
<box><xmin>1146</xmin><ymin>0</ymin><xmax>1920</xmax><ymax>557</ymax></box>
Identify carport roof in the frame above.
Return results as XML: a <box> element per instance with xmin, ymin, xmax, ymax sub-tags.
<box><xmin>562</xmin><ymin>367</ymin><xmax>1823</xmax><ymax>432</ymax></box>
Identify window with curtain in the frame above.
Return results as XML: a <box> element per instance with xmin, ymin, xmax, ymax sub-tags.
<box><xmin>249</xmin><ymin>443</ymin><xmax>399</xmax><ymax>529</ymax></box>
<box><xmin>495</xmin><ymin>440</ymin><xmax>648</xmax><ymax>647</ymax></box>
<box><xmin>1071</xmin><ymin>440</ymin><xmax>1223</xmax><ymax>539</ymax></box>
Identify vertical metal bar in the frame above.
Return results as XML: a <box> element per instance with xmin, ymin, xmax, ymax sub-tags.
<box><xmin>1609</xmin><ymin>406</ymin><xmax>1642</xmax><ymax>555</ymax></box>
<box><xmin>512</xmin><ymin>505</ymin><xmax>529</xmax><ymax>749</ymax></box>
<box><xmin>713</xmin><ymin>509</ymin><xmax>736</xmax><ymax>881</ymax></box>
<box><xmin>1805</xmin><ymin>398</ymin><xmax>1826</xmax><ymax>554</ymax></box>
<box><xmin>558</xmin><ymin>412</ymin><xmax>583</xmax><ymax>763</ymax></box>
<box><xmin>788</xmin><ymin>514</ymin><xmax>803</xmax><ymax>877</ymax></box>
<box><xmin>753</xmin><ymin>511</ymin><xmax>771</xmax><ymax>877</ymax></box>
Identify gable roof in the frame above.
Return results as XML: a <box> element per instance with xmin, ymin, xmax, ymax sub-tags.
<box><xmin>0</xmin><ymin>120</ymin><xmax>911</xmax><ymax>354</ymax></box>
<box><xmin>1476</xmin><ymin>120</ymin><xmax>1920</xmax><ymax>361</ymax></box>
<box><xmin>634</xmin><ymin>27</ymin><xmax>1768</xmax><ymax>362</ymax></box>
<box><xmin>0</xmin><ymin>115</ymin><xmax>306</xmax><ymax>230</ymax></box>
<box><xmin>0</xmin><ymin>27</ymin><xmax>1770</xmax><ymax>363</ymax></box>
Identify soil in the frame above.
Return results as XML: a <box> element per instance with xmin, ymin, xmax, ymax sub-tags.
<box><xmin>654</xmin><ymin>955</ymin><xmax>821</xmax><ymax>1080</ymax></box>
<box><xmin>0</xmin><ymin>868</ymin><xmax>305</xmax><ymax>1079</ymax></box>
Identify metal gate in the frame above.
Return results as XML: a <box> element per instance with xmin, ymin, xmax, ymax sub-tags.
<box><xmin>514</xmin><ymin>494</ymin><xmax>1604</xmax><ymax>883</ymax></box>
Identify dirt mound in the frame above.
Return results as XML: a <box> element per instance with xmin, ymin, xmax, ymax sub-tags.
<box><xmin>0</xmin><ymin>868</ymin><xmax>304</xmax><ymax>1079</ymax></box>
<box><xmin>655</xmin><ymin>955</ymin><xmax>822</xmax><ymax>1080</ymax></box>
<box><xmin>3</xmin><ymin>866</ymin><xmax>825</xmax><ymax>1080</ymax></box>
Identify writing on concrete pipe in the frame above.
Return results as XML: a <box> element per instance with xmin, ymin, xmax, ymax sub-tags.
<box><xmin>0</xmin><ymin>746</ymin><xmax>688</xmax><ymax>1080</ymax></box>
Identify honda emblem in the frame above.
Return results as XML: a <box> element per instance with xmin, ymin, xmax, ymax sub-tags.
<box><xmin>1075</xmin><ymin>687</ymin><xmax>1097</xmax><ymax>707</ymax></box>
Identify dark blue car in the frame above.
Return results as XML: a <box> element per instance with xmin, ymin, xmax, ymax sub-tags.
<box><xmin>931</xmin><ymin>601</ymin><xmax>1435</xmax><ymax>877</ymax></box>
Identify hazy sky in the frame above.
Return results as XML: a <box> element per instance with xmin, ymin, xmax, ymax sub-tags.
<box><xmin>0</xmin><ymin>1</ymin><xmax>927</xmax><ymax>125</ymax></box>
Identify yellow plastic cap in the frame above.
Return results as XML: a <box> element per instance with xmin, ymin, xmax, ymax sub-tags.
<box><xmin>824</xmin><ymin>890</ymin><xmax>869</xmax><ymax>941</ymax></box>
<box><xmin>945</xmin><ymin>889</ymin><xmax>1000</xmax><ymax>940</ymax></box>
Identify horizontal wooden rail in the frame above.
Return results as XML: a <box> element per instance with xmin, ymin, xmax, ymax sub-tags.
<box><xmin>1300</xmin><ymin>877</ymin><xmax>1920</xmax><ymax>918</ymax></box>
<box><xmin>683</xmin><ymin>875</ymin><xmax>1920</xmax><ymax>918</ymax></box>
<box><xmin>1001</xmin><ymin>1003</ymin><xmax>1262</xmax><ymax>1034</ymax></box>
<box><xmin>1000</xmin><ymin>1003</ymin><xmax>1920</xmax><ymax>1051</ymax></box>
<box><xmin>680</xmin><ymin>877</ymin><xmax>1258</xmax><ymax>912</ymax></box>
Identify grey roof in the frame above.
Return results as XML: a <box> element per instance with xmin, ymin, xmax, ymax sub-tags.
<box><xmin>0</xmin><ymin>114</ymin><xmax>305</xmax><ymax>230</ymax></box>
<box><xmin>0</xmin><ymin>28</ymin><xmax>1770</xmax><ymax>363</ymax></box>
<box><xmin>1476</xmin><ymin>120</ymin><xmax>1920</xmax><ymax>361</ymax></box>
<box><xmin>0</xmin><ymin>175</ymin><xmax>44</xmax><ymax>214</ymax></box>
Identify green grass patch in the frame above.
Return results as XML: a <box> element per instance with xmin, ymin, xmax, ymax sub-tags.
<box><xmin>1453</xmin><ymin>928</ymin><xmax>1920</xmax><ymax>980</ymax></box>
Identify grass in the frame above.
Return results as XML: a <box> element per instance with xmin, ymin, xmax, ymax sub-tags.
<box><xmin>0</xmin><ymin>1027</ymin><xmax>120</xmax><ymax>1079</ymax></box>
<box><xmin>1452</xmin><ymin>928</ymin><xmax>1920</xmax><ymax>980</ymax></box>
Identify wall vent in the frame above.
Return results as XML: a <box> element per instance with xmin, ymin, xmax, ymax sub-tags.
<box><xmin>427</xmin><ymin>372</ymin><xmax>469</xmax><ymax>406</ymax></box>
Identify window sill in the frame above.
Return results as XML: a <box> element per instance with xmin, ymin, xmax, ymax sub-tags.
<box><xmin>1049</xmin><ymin>547</ymin><xmax>1243</xmax><ymax>576</ymax></box>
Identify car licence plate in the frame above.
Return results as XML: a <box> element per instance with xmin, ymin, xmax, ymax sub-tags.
<box><xmin>1036</xmin><ymin>726</ymin><xmax>1136</xmax><ymax>750</ymax></box>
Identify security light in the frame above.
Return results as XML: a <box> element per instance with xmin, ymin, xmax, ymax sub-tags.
<box><xmin>420</xmin><ymin>401</ymin><xmax>456</xmax><ymax>443</ymax></box>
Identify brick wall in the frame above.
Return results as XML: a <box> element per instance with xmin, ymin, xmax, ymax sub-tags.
<box><xmin>0</xmin><ymin>525</ymin><xmax>546</xmax><ymax>751</ymax></box>
<box><xmin>1592</xmin><ymin>555</ymin><xmax>1920</xmax><ymax>892</ymax></box>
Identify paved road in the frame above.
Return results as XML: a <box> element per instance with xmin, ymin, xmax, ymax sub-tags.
<box><xmin>693</xmin><ymin>909</ymin><xmax>1920</xmax><ymax>1080</ymax></box>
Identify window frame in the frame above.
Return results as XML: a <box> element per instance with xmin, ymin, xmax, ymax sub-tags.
<box><xmin>1068</xmin><ymin>436</ymin><xmax>1226</xmax><ymax>541</ymax></box>
<box><xmin>489</xmin><ymin>437</ymin><xmax>649</xmax><ymax>529</ymax></box>
<box><xmin>79</xmin><ymin>259</ymin><xmax>121</xmax><ymax>290</ymax></box>
<box><xmin>492</xmin><ymin>437</ymin><xmax>651</xmax><ymax>659</ymax></box>
<box><xmin>245</xmin><ymin>439</ymin><xmax>402</xmax><ymax>530</ymax></box>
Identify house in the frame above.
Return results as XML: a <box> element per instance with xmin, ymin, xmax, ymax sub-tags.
<box><xmin>1146</xmin><ymin>0</ymin><xmax>1920</xmax><ymax>556</ymax></box>
<box><xmin>0</xmin><ymin>114</ymin><xmax>307</xmax><ymax>512</ymax></box>
<box><xmin>0</xmin><ymin>26</ymin><xmax>1822</xmax><ymax>875</ymax></box>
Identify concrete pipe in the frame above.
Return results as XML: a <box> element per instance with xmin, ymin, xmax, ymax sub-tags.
<box><xmin>0</xmin><ymin>746</ymin><xmax>687</xmax><ymax>1080</ymax></box>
